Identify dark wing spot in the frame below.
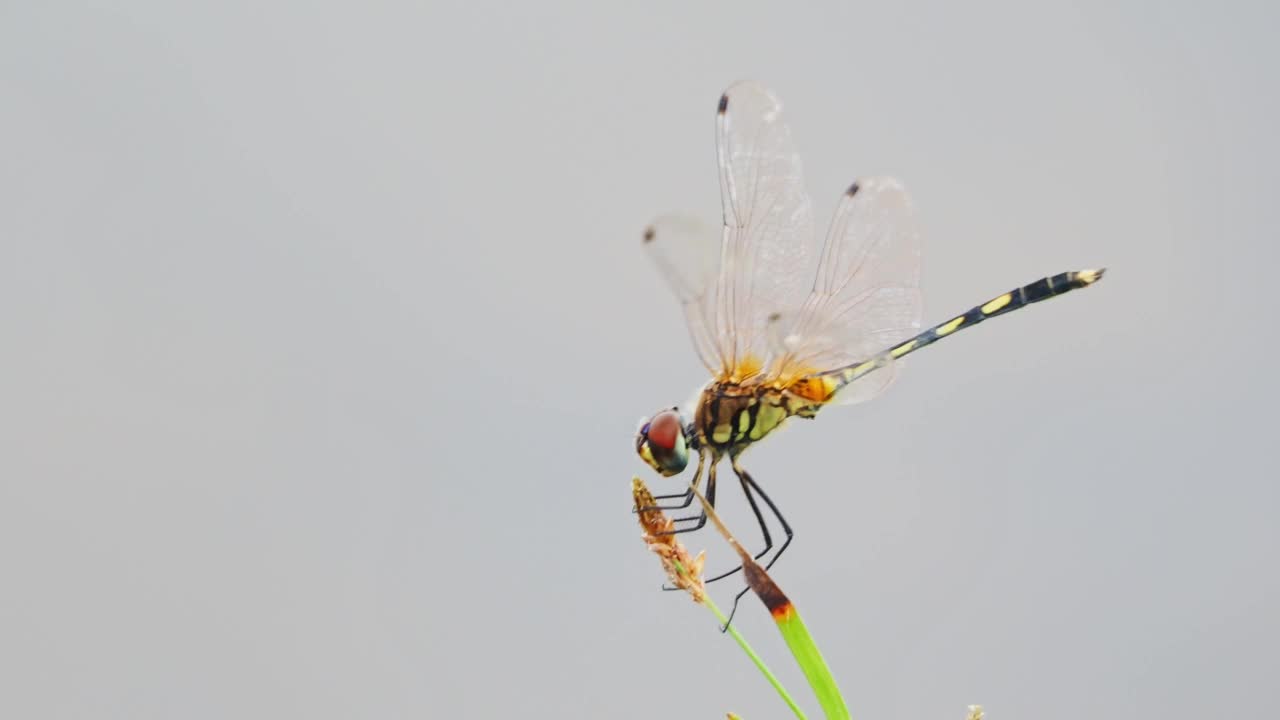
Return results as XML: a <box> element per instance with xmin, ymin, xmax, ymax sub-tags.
<box><xmin>642</xmin><ymin>226</ymin><xmax>655</xmax><ymax>243</ymax></box>
<box><xmin>846</xmin><ymin>181</ymin><xmax>861</xmax><ymax>197</ymax></box>
<box><xmin>767</xmin><ymin>311</ymin><xmax>781</xmax><ymax>323</ymax></box>
<box><xmin>717</xmin><ymin>93</ymin><xmax>729</xmax><ymax>115</ymax></box>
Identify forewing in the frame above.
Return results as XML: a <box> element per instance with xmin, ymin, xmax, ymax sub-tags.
<box><xmin>641</xmin><ymin>214</ymin><xmax>724</xmax><ymax>376</ymax></box>
<box><xmin>713</xmin><ymin>81</ymin><xmax>817</xmax><ymax>380</ymax></box>
<box><xmin>769</xmin><ymin>176</ymin><xmax>923</xmax><ymax>404</ymax></box>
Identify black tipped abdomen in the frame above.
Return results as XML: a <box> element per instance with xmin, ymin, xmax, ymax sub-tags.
<box><xmin>1018</xmin><ymin>270</ymin><xmax>1099</xmax><ymax>306</ymax></box>
<box><xmin>821</xmin><ymin>266</ymin><xmax>1106</xmax><ymax>394</ymax></box>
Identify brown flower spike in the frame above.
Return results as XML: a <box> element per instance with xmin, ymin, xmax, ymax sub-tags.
<box><xmin>632</xmin><ymin>477</ymin><xmax>706</xmax><ymax>603</ymax></box>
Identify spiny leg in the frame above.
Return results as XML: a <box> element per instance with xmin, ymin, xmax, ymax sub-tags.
<box><xmin>742</xmin><ymin>467</ymin><xmax>793</xmax><ymax>573</ymax></box>
<box><xmin>658</xmin><ymin>462</ymin><xmax>716</xmax><ymax>592</ymax></box>
<box><xmin>722</xmin><ymin>458</ymin><xmax>794</xmax><ymax>631</ymax></box>
<box><xmin>646</xmin><ymin>490</ymin><xmax>693</xmax><ymax>506</ymax></box>
<box><xmin>702</xmin><ymin>462</ymin><xmax>775</xmax><ymax>585</ymax></box>
<box><xmin>655</xmin><ymin>460</ymin><xmax>715</xmax><ymax>536</ymax></box>
<box><xmin>634</xmin><ymin>450</ymin><xmax>706</xmax><ymax>513</ymax></box>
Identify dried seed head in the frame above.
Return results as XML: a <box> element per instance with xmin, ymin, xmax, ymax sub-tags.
<box><xmin>632</xmin><ymin>477</ymin><xmax>706</xmax><ymax>603</ymax></box>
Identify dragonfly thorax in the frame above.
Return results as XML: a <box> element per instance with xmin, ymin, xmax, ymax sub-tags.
<box><xmin>695</xmin><ymin>382</ymin><xmax>816</xmax><ymax>452</ymax></box>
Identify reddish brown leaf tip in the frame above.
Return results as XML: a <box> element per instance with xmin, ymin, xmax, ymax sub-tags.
<box><xmin>743</xmin><ymin>559</ymin><xmax>791</xmax><ymax>616</ymax></box>
<box><xmin>769</xmin><ymin>600</ymin><xmax>796</xmax><ymax>621</ymax></box>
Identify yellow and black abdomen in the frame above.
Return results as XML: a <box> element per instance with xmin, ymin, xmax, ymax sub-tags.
<box><xmin>816</xmin><ymin>268</ymin><xmax>1105</xmax><ymax>397</ymax></box>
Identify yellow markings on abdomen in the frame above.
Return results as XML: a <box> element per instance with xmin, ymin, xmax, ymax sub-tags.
<box><xmin>841</xmin><ymin>359</ymin><xmax>880</xmax><ymax>385</ymax></box>
<box><xmin>789</xmin><ymin>375</ymin><xmax>838</xmax><ymax>402</ymax></box>
<box><xmin>981</xmin><ymin>293</ymin><xmax>1012</xmax><ymax>315</ymax></box>
<box><xmin>890</xmin><ymin>339</ymin><xmax>916</xmax><ymax>358</ymax></box>
<box><xmin>1074</xmin><ymin>268</ymin><xmax>1105</xmax><ymax>286</ymax></box>
<box><xmin>936</xmin><ymin>316</ymin><xmax>965</xmax><ymax>336</ymax></box>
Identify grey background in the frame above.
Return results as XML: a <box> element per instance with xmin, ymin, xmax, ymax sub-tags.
<box><xmin>2</xmin><ymin>1</ymin><xmax>1276</xmax><ymax>718</ymax></box>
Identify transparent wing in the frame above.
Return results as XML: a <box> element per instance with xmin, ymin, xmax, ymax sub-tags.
<box><xmin>768</xmin><ymin>176</ymin><xmax>923</xmax><ymax>404</ymax></box>
<box><xmin>712</xmin><ymin>81</ymin><xmax>817</xmax><ymax>380</ymax></box>
<box><xmin>641</xmin><ymin>214</ymin><xmax>723</xmax><ymax>376</ymax></box>
<box><xmin>769</xmin><ymin>313</ymin><xmax>903</xmax><ymax>406</ymax></box>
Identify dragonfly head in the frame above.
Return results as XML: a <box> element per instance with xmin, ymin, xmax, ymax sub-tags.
<box><xmin>636</xmin><ymin>407</ymin><xmax>690</xmax><ymax>477</ymax></box>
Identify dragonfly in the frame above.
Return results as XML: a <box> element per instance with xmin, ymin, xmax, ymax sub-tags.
<box><xmin>634</xmin><ymin>80</ymin><xmax>1105</xmax><ymax>606</ymax></box>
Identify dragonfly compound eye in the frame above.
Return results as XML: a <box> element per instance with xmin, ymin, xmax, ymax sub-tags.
<box><xmin>637</xmin><ymin>409</ymin><xmax>688</xmax><ymax>476</ymax></box>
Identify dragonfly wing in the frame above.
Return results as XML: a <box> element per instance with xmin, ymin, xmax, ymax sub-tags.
<box><xmin>641</xmin><ymin>214</ymin><xmax>723</xmax><ymax>376</ymax></box>
<box><xmin>713</xmin><ymin>81</ymin><xmax>818</xmax><ymax>380</ymax></box>
<box><xmin>770</xmin><ymin>176</ymin><xmax>923</xmax><ymax>405</ymax></box>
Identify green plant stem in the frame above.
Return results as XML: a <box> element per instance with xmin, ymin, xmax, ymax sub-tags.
<box><xmin>702</xmin><ymin>594</ymin><xmax>808</xmax><ymax>720</ymax></box>
<box><xmin>671</xmin><ymin>559</ymin><xmax>808</xmax><ymax>720</ymax></box>
<box><xmin>684</xmin><ymin>484</ymin><xmax>849</xmax><ymax>720</ymax></box>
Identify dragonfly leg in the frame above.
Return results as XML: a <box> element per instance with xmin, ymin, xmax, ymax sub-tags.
<box><xmin>702</xmin><ymin>462</ymin><xmax>775</xmax><ymax>585</ymax></box>
<box><xmin>645</xmin><ymin>489</ymin><xmax>693</xmax><ymax>506</ymax></box>
<box><xmin>654</xmin><ymin>461</ymin><xmax>714</xmax><ymax>536</ymax></box>
<box><xmin>739</xmin><ymin>463</ymin><xmax>794</xmax><ymax>573</ymax></box>
<box><xmin>721</xmin><ymin>459</ymin><xmax>794</xmax><ymax>631</ymax></box>
<box><xmin>634</xmin><ymin>451</ymin><xmax>706</xmax><ymax>513</ymax></box>
<box><xmin>657</xmin><ymin>462</ymin><xmax>716</xmax><ymax>591</ymax></box>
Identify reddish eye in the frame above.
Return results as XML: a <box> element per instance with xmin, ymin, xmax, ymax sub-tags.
<box><xmin>647</xmin><ymin>411</ymin><xmax>680</xmax><ymax>450</ymax></box>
